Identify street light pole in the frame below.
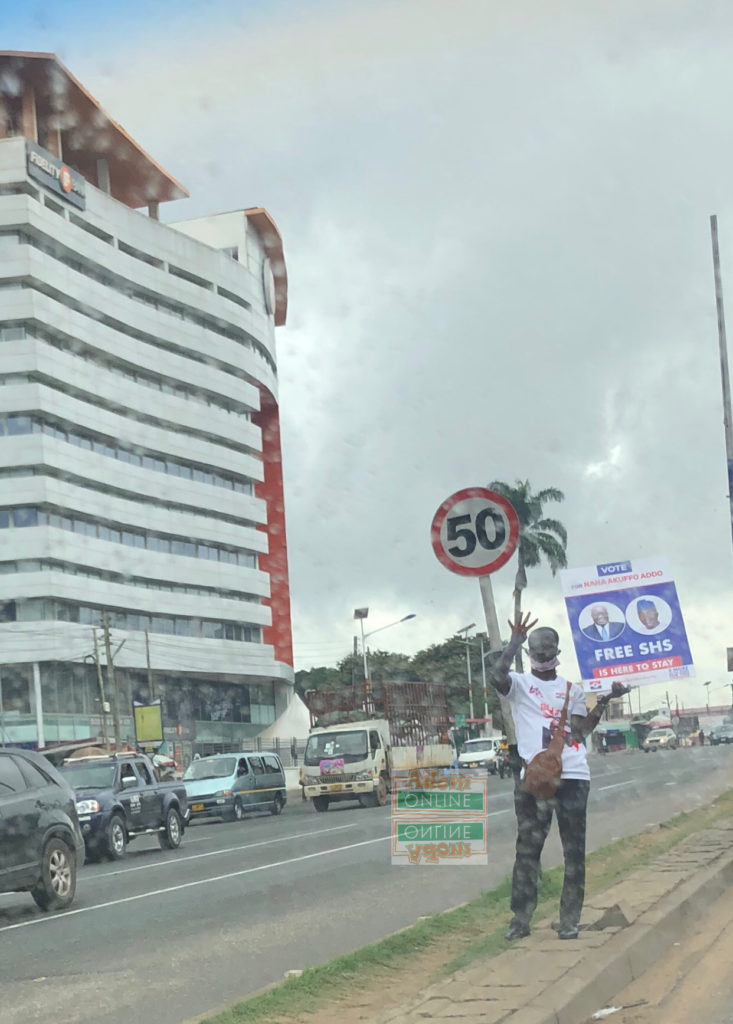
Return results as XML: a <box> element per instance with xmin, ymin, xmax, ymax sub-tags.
<box><xmin>457</xmin><ymin>623</ymin><xmax>476</xmax><ymax>721</ymax></box>
<box><xmin>704</xmin><ymin>680</ymin><xmax>711</xmax><ymax>713</ymax></box>
<box><xmin>353</xmin><ymin>608</ymin><xmax>370</xmax><ymax>695</ymax></box>
<box><xmin>477</xmin><ymin>632</ymin><xmax>490</xmax><ymax>726</ymax></box>
<box><xmin>710</xmin><ymin>215</ymin><xmax>733</xmax><ymax>552</ymax></box>
<box><xmin>353</xmin><ymin>609</ymin><xmax>416</xmax><ymax>698</ymax></box>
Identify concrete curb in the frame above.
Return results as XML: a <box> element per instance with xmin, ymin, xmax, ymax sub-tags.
<box><xmin>377</xmin><ymin>820</ymin><xmax>733</xmax><ymax>1024</ymax></box>
<box><xmin>526</xmin><ymin>839</ymin><xmax>733</xmax><ymax>1024</ymax></box>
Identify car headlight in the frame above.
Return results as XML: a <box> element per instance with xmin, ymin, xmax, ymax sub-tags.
<box><xmin>214</xmin><ymin>790</ymin><xmax>233</xmax><ymax>798</ymax></box>
<box><xmin>355</xmin><ymin>772</ymin><xmax>372</xmax><ymax>781</ymax></box>
<box><xmin>76</xmin><ymin>799</ymin><xmax>100</xmax><ymax>815</ymax></box>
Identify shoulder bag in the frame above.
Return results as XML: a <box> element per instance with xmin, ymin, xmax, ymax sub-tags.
<box><xmin>521</xmin><ymin>681</ymin><xmax>572</xmax><ymax>800</ymax></box>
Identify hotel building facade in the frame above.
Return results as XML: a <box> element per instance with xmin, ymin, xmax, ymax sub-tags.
<box><xmin>0</xmin><ymin>51</ymin><xmax>294</xmax><ymax>759</ymax></box>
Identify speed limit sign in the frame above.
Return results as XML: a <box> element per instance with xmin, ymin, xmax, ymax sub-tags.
<box><xmin>431</xmin><ymin>487</ymin><xmax>520</xmax><ymax>577</ymax></box>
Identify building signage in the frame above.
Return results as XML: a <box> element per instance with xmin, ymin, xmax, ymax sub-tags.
<box><xmin>26</xmin><ymin>141</ymin><xmax>86</xmax><ymax>210</ymax></box>
<box><xmin>391</xmin><ymin>768</ymin><xmax>488</xmax><ymax>866</ymax></box>
<box><xmin>560</xmin><ymin>556</ymin><xmax>694</xmax><ymax>691</ymax></box>
<box><xmin>133</xmin><ymin>699</ymin><xmax>164</xmax><ymax>750</ymax></box>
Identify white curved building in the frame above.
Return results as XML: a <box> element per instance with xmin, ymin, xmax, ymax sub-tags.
<box><xmin>0</xmin><ymin>52</ymin><xmax>294</xmax><ymax>760</ymax></box>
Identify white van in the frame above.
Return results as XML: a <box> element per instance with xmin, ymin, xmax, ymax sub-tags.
<box><xmin>457</xmin><ymin>737</ymin><xmax>503</xmax><ymax>774</ymax></box>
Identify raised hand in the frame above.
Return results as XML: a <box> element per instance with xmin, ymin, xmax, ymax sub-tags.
<box><xmin>610</xmin><ymin>682</ymin><xmax>632</xmax><ymax>699</ymax></box>
<box><xmin>507</xmin><ymin>611</ymin><xmax>538</xmax><ymax>642</ymax></box>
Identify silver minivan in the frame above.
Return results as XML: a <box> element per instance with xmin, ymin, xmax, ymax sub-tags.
<box><xmin>183</xmin><ymin>751</ymin><xmax>287</xmax><ymax>822</ymax></box>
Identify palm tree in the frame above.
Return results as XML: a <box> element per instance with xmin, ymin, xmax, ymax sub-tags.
<box><xmin>488</xmin><ymin>479</ymin><xmax>568</xmax><ymax>671</ymax></box>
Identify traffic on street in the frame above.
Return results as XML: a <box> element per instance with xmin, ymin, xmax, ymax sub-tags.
<box><xmin>0</xmin><ymin>745</ymin><xmax>729</xmax><ymax>1024</ymax></box>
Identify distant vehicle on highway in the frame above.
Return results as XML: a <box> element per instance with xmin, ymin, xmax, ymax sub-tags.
<box><xmin>457</xmin><ymin>737</ymin><xmax>503</xmax><ymax>774</ymax></box>
<box><xmin>642</xmin><ymin>728</ymin><xmax>679</xmax><ymax>752</ymax></box>
<box><xmin>183</xmin><ymin>752</ymin><xmax>286</xmax><ymax>821</ymax></box>
<box><xmin>301</xmin><ymin>683</ymin><xmax>454</xmax><ymax>812</ymax></box>
<box><xmin>60</xmin><ymin>753</ymin><xmax>188</xmax><ymax>861</ymax></box>
<box><xmin>0</xmin><ymin>748</ymin><xmax>84</xmax><ymax>911</ymax></box>
<box><xmin>710</xmin><ymin>724</ymin><xmax>733</xmax><ymax>745</ymax></box>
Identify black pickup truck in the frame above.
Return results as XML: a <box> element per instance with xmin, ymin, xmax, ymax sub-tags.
<box><xmin>59</xmin><ymin>753</ymin><xmax>188</xmax><ymax>861</ymax></box>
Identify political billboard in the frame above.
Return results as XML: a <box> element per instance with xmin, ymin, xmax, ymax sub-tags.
<box><xmin>560</xmin><ymin>557</ymin><xmax>694</xmax><ymax>693</ymax></box>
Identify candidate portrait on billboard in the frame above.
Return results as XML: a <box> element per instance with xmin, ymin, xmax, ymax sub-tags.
<box><xmin>626</xmin><ymin>596</ymin><xmax>673</xmax><ymax>635</ymax></box>
<box><xmin>578</xmin><ymin>602</ymin><xmax>626</xmax><ymax>642</ymax></box>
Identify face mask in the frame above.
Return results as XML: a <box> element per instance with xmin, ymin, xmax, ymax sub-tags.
<box><xmin>530</xmin><ymin>655</ymin><xmax>559</xmax><ymax>671</ymax></box>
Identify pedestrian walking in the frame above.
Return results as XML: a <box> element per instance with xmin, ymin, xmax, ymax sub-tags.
<box><xmin>489</xmin><ymin>612</ymin><xmax>630</xmax><ymax>942</ymax></box>
<box><xmin>699</xmin><ymin>729</ymin><xmax>705</xmax><ymax>746</ymax></box>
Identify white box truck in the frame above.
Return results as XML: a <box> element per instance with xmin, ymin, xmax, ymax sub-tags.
<box><xmin>300</xmin><ymin>683</ymin><xmax>454</xmax><ymax>812</ymax></box>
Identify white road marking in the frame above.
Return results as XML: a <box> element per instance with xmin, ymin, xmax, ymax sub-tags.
<box><xmin>597</xmin><ymin>782</ymin><xmax>635</xmax><ymax>792</ymax></box>
<box><xmin>0</xmin><ymin>834</ymin><xmax>392</xmax><ymax>933</ymax></box>
<box><xmin>86</xmin><ymin>823</ymin><xmax>358</xmax><ymax>880</ymax></box>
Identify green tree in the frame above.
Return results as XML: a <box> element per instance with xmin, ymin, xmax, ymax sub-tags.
<box><xmin>488</xmin><ymin>478</ymin><xmax>568</xmax><ymax>671</ymax></box>
<box><xmin>411</xmin><ymin>636</ymin><xmax>501</xmax><ymax>723</ymax></box>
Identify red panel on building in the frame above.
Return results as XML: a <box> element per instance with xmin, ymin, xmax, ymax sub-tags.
<box><xmin>254</xmin><ymin>388</ymin><xmax>293</xmax><ymax>668</ymax></box>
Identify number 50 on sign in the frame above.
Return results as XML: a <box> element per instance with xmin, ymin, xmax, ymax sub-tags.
<box><xmin>431</xmin><ymin>488</ymin><xmax>519</xmax><ymax>577</ymax></box>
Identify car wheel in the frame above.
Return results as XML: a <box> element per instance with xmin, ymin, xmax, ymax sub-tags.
<box><xmin>106</xmin><ymin>815</ymin><xmax>127</xmax><ymax>860</ymax></box>
<box><xmin>158</xmin><ymin>807</ymin><xmax>183</xmax><ymax>850</ymax></box>
<box><xmin>232</xmin><ymin>798</ymin><xmax>244</xmax><ymax>822</ymax></box>
<box><xmin>312</xmin><ymin>796</ymin><xmax>330</xmax><ymax>812</ymax></box>
<box><xmin>270</xmin><ymin>793</ymin><xmax>284</xmax><ymax>815</ymax></box>
<box><xmin>31</xmin><ymin>837</ymin><xmax>77</xmax><ymax>911</ymax></box>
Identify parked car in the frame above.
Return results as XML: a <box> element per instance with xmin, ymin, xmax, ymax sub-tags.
<box><xmin>60</xmin><ymin>753</ymin><xmax>188</xmax><ymax>861</ymax></box>
<box><xmin>0</xmin><ymin>748</ymin><xmax>84</xmax><ymax>911</ymax></box>
<box><xmin>183</xmin><ymin>752</ymin><xmax>287</xmax><ymax>821</ymax></box>
<box><xmin>457</xmin><ymin>737</ymin><xmax>503</xmax><ymax>774</ymax></box>
<box><xmin>642</xmin><ymin>728</ymin><xmax>679</xmax><ymax>752</ymax></box>
<box><xmin>710</xmin><ymin>724</ymin><xmax>733</xmax><ymax>745</ymax></box>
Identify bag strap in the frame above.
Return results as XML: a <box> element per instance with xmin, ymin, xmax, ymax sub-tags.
<box><xmin>557</xmin><ymin>681</ymin><xmax>572</xmax><ymax>734</ymax></box>
<box><xmin>522</xmin><ymin>681</ymin><xmax>574</xmax><ymax>768</ymax></box>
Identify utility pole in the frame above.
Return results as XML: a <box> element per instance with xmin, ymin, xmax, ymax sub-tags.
<box><xmin>145</xmin><ymin>630</ymin><xmax>154</xmax><ymax>700</ymax></box>
<box><xmin>93</xmin><ymin>628</ymin><xmax>110</xmax><ymax>751</ymax></box>
<box><xmin>457</xmin><ymin>623</ymin><xmax>475</xmax><ymax>722</ymax></box>
<box><xmin>466</xmin><ymin>639</ymin><xmax>474</xmax><ymax>721</ymax></box>
<box><xmin>102</xmin><ymin>613</ymin><xmax>121</xmax><ymax>751</ymax></box>
<box><xmin>478</xmin><ymin>634</ymin><xmax>490</xmax><ymax>726</ymax></box>
<box><xmin>710</xmin><ymin>215</ymin><xmax>733</xmax><ymax>550</ymax></box>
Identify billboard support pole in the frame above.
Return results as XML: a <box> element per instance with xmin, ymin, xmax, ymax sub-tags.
<box><xmin>710</xmin><ymin>215</ymin><xmax>733</xmax><ymax>552</ymax></box>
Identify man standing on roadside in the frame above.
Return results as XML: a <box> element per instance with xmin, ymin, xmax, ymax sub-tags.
<box><xmin>489</xmin><ymin>612</ymin><xmax>630</xmax><ymax>941</ymax></box>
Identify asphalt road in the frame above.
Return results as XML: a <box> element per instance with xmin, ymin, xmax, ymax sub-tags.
<box><xmin>1</xmin><ymin>745</ymin><xmax>731</xmax><ymax>1024</ymax></box>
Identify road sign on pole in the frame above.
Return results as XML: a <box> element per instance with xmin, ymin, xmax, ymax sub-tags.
<box><xmin>430</xmin><ymin>488</ymin><xmax>519</xmax><ymax>578</ymax></box>
<box><xmin>431</xmin><ymin>487</ymin><xmax>520</xmax><ymax>658</ymax></box>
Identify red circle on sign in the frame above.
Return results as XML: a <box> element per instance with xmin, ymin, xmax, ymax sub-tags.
<box><xmin>59</xmin><ymin>166</ymin><xmax>73</xmax><ymax>193</ymax></box>
<box><xmin>430</xmin><ymin>487</ymin><xmax>520</xmax><ymax>577</ymax></box>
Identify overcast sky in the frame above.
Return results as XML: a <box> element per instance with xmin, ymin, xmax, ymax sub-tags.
<box><xmin>10</xmin><ymin>0</ymin><xmax>733</xmax><ymax>712</ymax></box>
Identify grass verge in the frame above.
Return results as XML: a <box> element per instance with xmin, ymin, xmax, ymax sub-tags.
<box><xmin>198</xmin><ymin>787</ymin><xmax>733</xmax><ymax>1024</ymax></box>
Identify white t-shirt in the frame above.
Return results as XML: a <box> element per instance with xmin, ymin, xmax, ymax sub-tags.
<box><xmin>507</xmin><ymin>672</ymin><xmax>590</xmax><ymax>781</ymax></box>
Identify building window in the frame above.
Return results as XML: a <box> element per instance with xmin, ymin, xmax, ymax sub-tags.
<box><xmin>0</xmin><ymin>666</ymin><xmax>31</xmax><ymax>715</ymax></box>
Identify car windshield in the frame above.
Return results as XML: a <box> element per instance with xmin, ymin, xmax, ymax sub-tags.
<box><xmin>304</xmin><ymin>731</ymin><xmax>368</xmax><ymax>765</ymax></box>
<box><xmin>183</xmin><ymin>758</ymin><xmax>236</xmax><ymax>781</ymax></box>
<box><xmin>649</xmin><ymin>730</ymin><xmax>673</xmax><ymax>738</ymax></box>
<box><xmin>462</xmin><ymin>741</ymin><xmax>493</xmax><ymax>753</ymax></box>
<box><xmin>60</xmin><ymin>763</ymin><xmax>116</xmax><ymax>789</ymax></box>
